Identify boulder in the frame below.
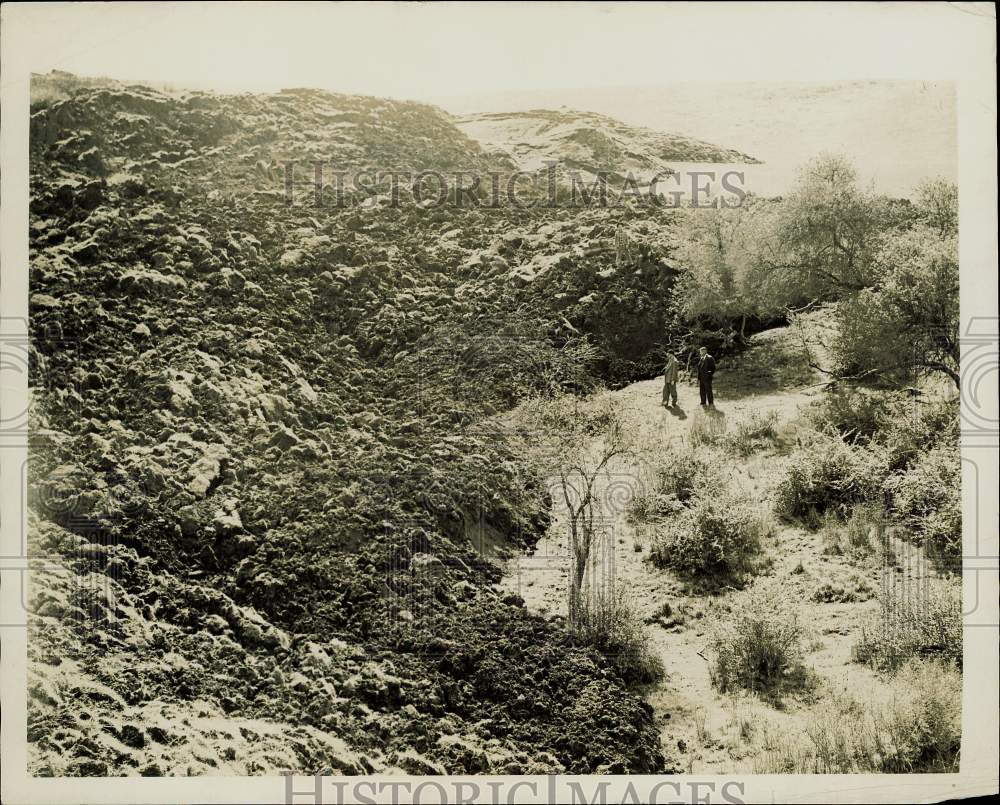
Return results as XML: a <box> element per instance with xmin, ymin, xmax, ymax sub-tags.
<box><xmin>187</xmin><ymin>444</ymin><xmax>229</xmax><ymax>498</ymax></box>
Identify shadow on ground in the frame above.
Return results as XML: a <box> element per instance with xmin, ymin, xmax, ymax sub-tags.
<box><xmin>713</xmin><ymin>330</ymin><xmax>817</xmax><ymax>400</ymax></box>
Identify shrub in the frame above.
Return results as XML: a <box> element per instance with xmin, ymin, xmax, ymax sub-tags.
<box><xmin>574</xmin><ymin>588</ymin><xmax>665</xmax><ymax>686</ymax></box>
<box><xmin>853</xmin><ymin>579</ymin><xmax>962</xmax><ymax>672</ymax></box>
<box><xmin>810</xmin><ymin>573</ymin><xmax>876</xmax><ymax>603</ymax></box>
<box><xmin>879</xmin><ymin>395</ymin><xmax>959</xmax><ymax>473</ymax></box>
<box><xmin>648</xmin><ymin>490</ymin><xmax>770</xmax><ymax>579</ymax></box>
<box><xmin>629</xmin><ymin>446</ymin><xmax>721</xmax><ymax>519</ymax></box>
<box><xmin>724</xmin><ymin>410</ymin><xmax>779</xmax><ymax>456</ymax></box>
<box><xmin>804</xmin><ymin>390</ymin><xmax>957</xmax><ymax>473</ymax></box>
<box><xmin>709</xmin><ymin>582</ymin><xmax>811</xmax><ymax>698</ymax></box>
<box><xmin>818</xmin><ymin>502</ymin><xmax>884</xmax><ymax>559</ymax></box>
<box><xmin>774</xmin><ymin>431</ymin><xmax>888</xmax><ymax>524</ymax></box>
<box><xmin>872</xmin><ymin>657</ymin><xmax>961</xmax><ymax>772</ymax></box>
<box><xmin>755</xmin><ymin>658</ymin><xmax>960</xmax><ymax>773</ymax></box>
<box><xmin>806</xmin><ymin>388</ymin><xmax>907</xmax><ymax>443</ymax></box>
<box><xmin>885</xmin><ymin>442</ymin><xmax>962</xmax><ymax>569</ymax></box>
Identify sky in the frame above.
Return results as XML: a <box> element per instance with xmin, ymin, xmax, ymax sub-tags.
<box><xmin>4</xmin><ymin>2</ymin><xmax>989</xmax><ymax>99</ymax></box>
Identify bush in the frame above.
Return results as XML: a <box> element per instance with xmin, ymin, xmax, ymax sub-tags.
<box><xmin>774</xmin><ymin>431</ymin><xmax>888</xmax><ymax>524</ymax></box>
<box><xmin>810</xmin><ymin>572</ymin><xmax>875</xmax><ymax>603</ymax></box>
<box><xmin>629</xmin><ymin>446</ymin><xmax>722</xmax><ymax>519</ymax></box>
<box><xmin>648</xmin><ymin>490</ymin><xmax>770</xmax><ymax>579</ymax></box>
<box><xmin>806</xmin><ymin>388</ymin><xmax>907</xmax><ymax>443</ymax></box>
<box><xmin>878</xmin><ymin>396</ymin><xmax>959</xmax><ymax>473</ymax></box>
<box><xmin>818</xmin><ymin>502</ymin><xmax>884</xmax><ymax>559</ymax></box>
<box><xmin>756</xmin><ymin>658</ymin><xmax>960</xmax><ymax>773</ymax></box>
<box><xmin>574</xmin><ymin>588</ymin><xmax>665</xmax><ymax>686</ymax></box>
<box><xmin>872</xmin><ymin>657</ymin><xmax>961</xmax><ymax>772</ymax></box>
<box><xmin>709</xmin><ymin>582</ymin><xmax>811</xmax><ymax>698</ymax></box>
<box><xmin>853</xmin><ymin>579</ymin><xmax>962</xmax><ymax>672</ymax></box>
<box><xmin>724</xmin><ymin>409</ymin><xmax>779</xmax><ymax>456</ymax></box>
<box><xmin>804</xmin><ymin>389</ymin><xmax>957</xmax><ymax>472</ymax></box>
<box><xmin>885</xmin><ymin>442</ymin><xmax>962</xmax><ymax>569</ymax></box>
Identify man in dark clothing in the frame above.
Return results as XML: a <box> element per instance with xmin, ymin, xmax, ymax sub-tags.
<box><xmin>697</xmin><ymin>346</ymin><xmax>716</xmax><ymax>407</ymax></box>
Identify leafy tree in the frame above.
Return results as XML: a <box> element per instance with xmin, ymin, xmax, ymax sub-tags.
<box><xmin>915</xmin><ymin>177</ymin><xmax>958</xmax><ymax>237</ymax></box>
<box><xmin>754</xmin><ymin>153</ymin><xmax>887</xmax><ymax>302</ymax></box>
<box><xmin>833</xmin><ymin>226</ymin><xmax>959</xmax><ymax>387</ymax></box>
<box><xmin>673</xmin><ymin>197</ymin><xmax>780</xmax><ymax>335</ymax></box>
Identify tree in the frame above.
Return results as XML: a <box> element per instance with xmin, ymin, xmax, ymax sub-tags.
<box><xmin>915</xmin><ymin>177</ymin><xmax>958</xmax><ymax>237</ymax></box>
<box><xmin>753</xmin><ymin>153</ymin><xmax>887</xmax><ymax>303</ymax></box>
<box><xmin>833</xmin><ymin>226</ymin><xmax>959</xmax><ymax>387</ymax></box>
<box><xmin>674</xmin><ymin>197</ymin><xmax>780</xmax><ymax>332</ymax></box>
<box><xmin>666</xmin><ymin>196</ymin><xmax>795</xmax><ymax>365</ymax></box>
<box><xmin>516</xmin><ymin>394</ymin><xmax>635</xmax><ymax>621</ymax></box>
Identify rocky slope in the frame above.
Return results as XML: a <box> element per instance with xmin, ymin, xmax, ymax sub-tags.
<box><xmin>26</xmin><ymin>77</ymin><xmax>691</xmax><ymax>775</ymax></box>
<box><xmin>454</xmin><ymin>109</ymin><xmax>760</xmax><ymax>182</ymax></box>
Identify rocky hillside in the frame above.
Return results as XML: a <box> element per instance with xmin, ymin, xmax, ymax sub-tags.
<box><xmin>26</xmin><ymin>79</ymin><xmax>687</xmax><ymax>776</ymax></box>
<box><xmin>455</xmin><ymin>109</ymin><xmax>760</xmax><ymax>181</ymax></box>
<box><xmin>31</xmin><ymin>81</ymin><xmax>502</xmax><ymax>198</ymax></box>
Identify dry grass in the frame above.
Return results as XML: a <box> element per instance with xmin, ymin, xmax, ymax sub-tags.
<box><xmin>753</xmin><ymin>658</ymin><xmax>960</xmax><ymax>773</ymax></box>
<box><xmin>853</xmin><ymin>578</ymin><xmax>962</xmax><ymax>672</ymax></box>
<box><xmin>574</xmin><ymin>586</ymin><xmax>665</xmax><ymax>686</ymax></box>
<box><xmin>818</xmin><ymin>502</ymin><xmax>885</xmax><ymax>560</ymax></box>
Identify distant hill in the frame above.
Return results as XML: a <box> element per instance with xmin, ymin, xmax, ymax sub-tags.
<box><xmin>454</xmin><ymin>108</ymin><xmax>760</xmax><ymax>182</ymax></box>
<box><xmin>439</xmin><ymin>81</ymin><xmax>955</xmax><ymax>198</ymax></box>
<box><xmin>31</xmin><ymin>73</ymin><xmax>759</xmax><ymax>190</ymax></box>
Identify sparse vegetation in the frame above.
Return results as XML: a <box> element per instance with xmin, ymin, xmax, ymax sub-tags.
<box><xmin>574</xmin><ymin>588</ymin><xmax>665</xmax><ymax>686</ymax></box>
<box><xmin>818</xmin><ymin>502</ymin><xmax>884</xmax><ymax>559</ymax></box>
<box><xmin>885</xmin><ymin>442</ymin><xmax>962</xmax><ymax>570</ymax></box>
<box><xmin>810</xmin><ymin>573</ymin><xmax>875</xmax><ymax>603</ymax></box>
<box><xmin>774</xmin><ymin>430</ymin><xmax>888</xmax><ymax>524</ymax></box>
<box><xmin>805</xmin><ymin>387</ymin><xmax>908</xmax><ymax>443</ymax></box>
<box><xmin>688</xmin><ymin>409</ymin><xmax>728</xmax><ymax>448</ymax></box>
<box><xmin>782</xmin><ymin>388</ymin><xmax>960</xmax><ymax>574</ymax></box>
<box><xmin>853</xmin><ymin>580</ymin><xmax>962</xmax><ymax>672</ymax></box>
<box><xmin>724</xmin><ymin>409</ymin><xmax>779</xmax><ymax>456</ymax></box>
<box><xmin>755</xmin><ymin>658</ymin><xmax>960</xmax><ymax>773</ymax></box>
<box><xmin>629</xmin><ymin>445</ymin><xmax>723</xmax><ymax>519</ymax></box>
<box><xmin>709</xmin><ymin>582</ymin><xmax>813</xmax><ymax>700</ymax></box>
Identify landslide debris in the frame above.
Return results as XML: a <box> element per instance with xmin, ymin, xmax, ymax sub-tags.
<box><xmin>27</xmin><ymin>75</ymin><xmax>682</xmax><ymax>776</ymax></box>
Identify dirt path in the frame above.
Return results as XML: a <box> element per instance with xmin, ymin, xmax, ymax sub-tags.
<box><xmin>500</xmin><ymin>325</ymin><xmax>930</xmax><ymax>772</ymax></box>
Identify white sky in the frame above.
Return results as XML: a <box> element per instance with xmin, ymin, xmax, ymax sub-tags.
<box><xmin>3</xmin><ymin>2</ymin><xmax>995</xmax><ymax>101</ymax></box>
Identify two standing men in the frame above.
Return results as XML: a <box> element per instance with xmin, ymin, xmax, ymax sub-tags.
<box><xmin>661</xmin><ymin>347</ymin><xmax>716</xmax><ymax>408</ymax></box>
